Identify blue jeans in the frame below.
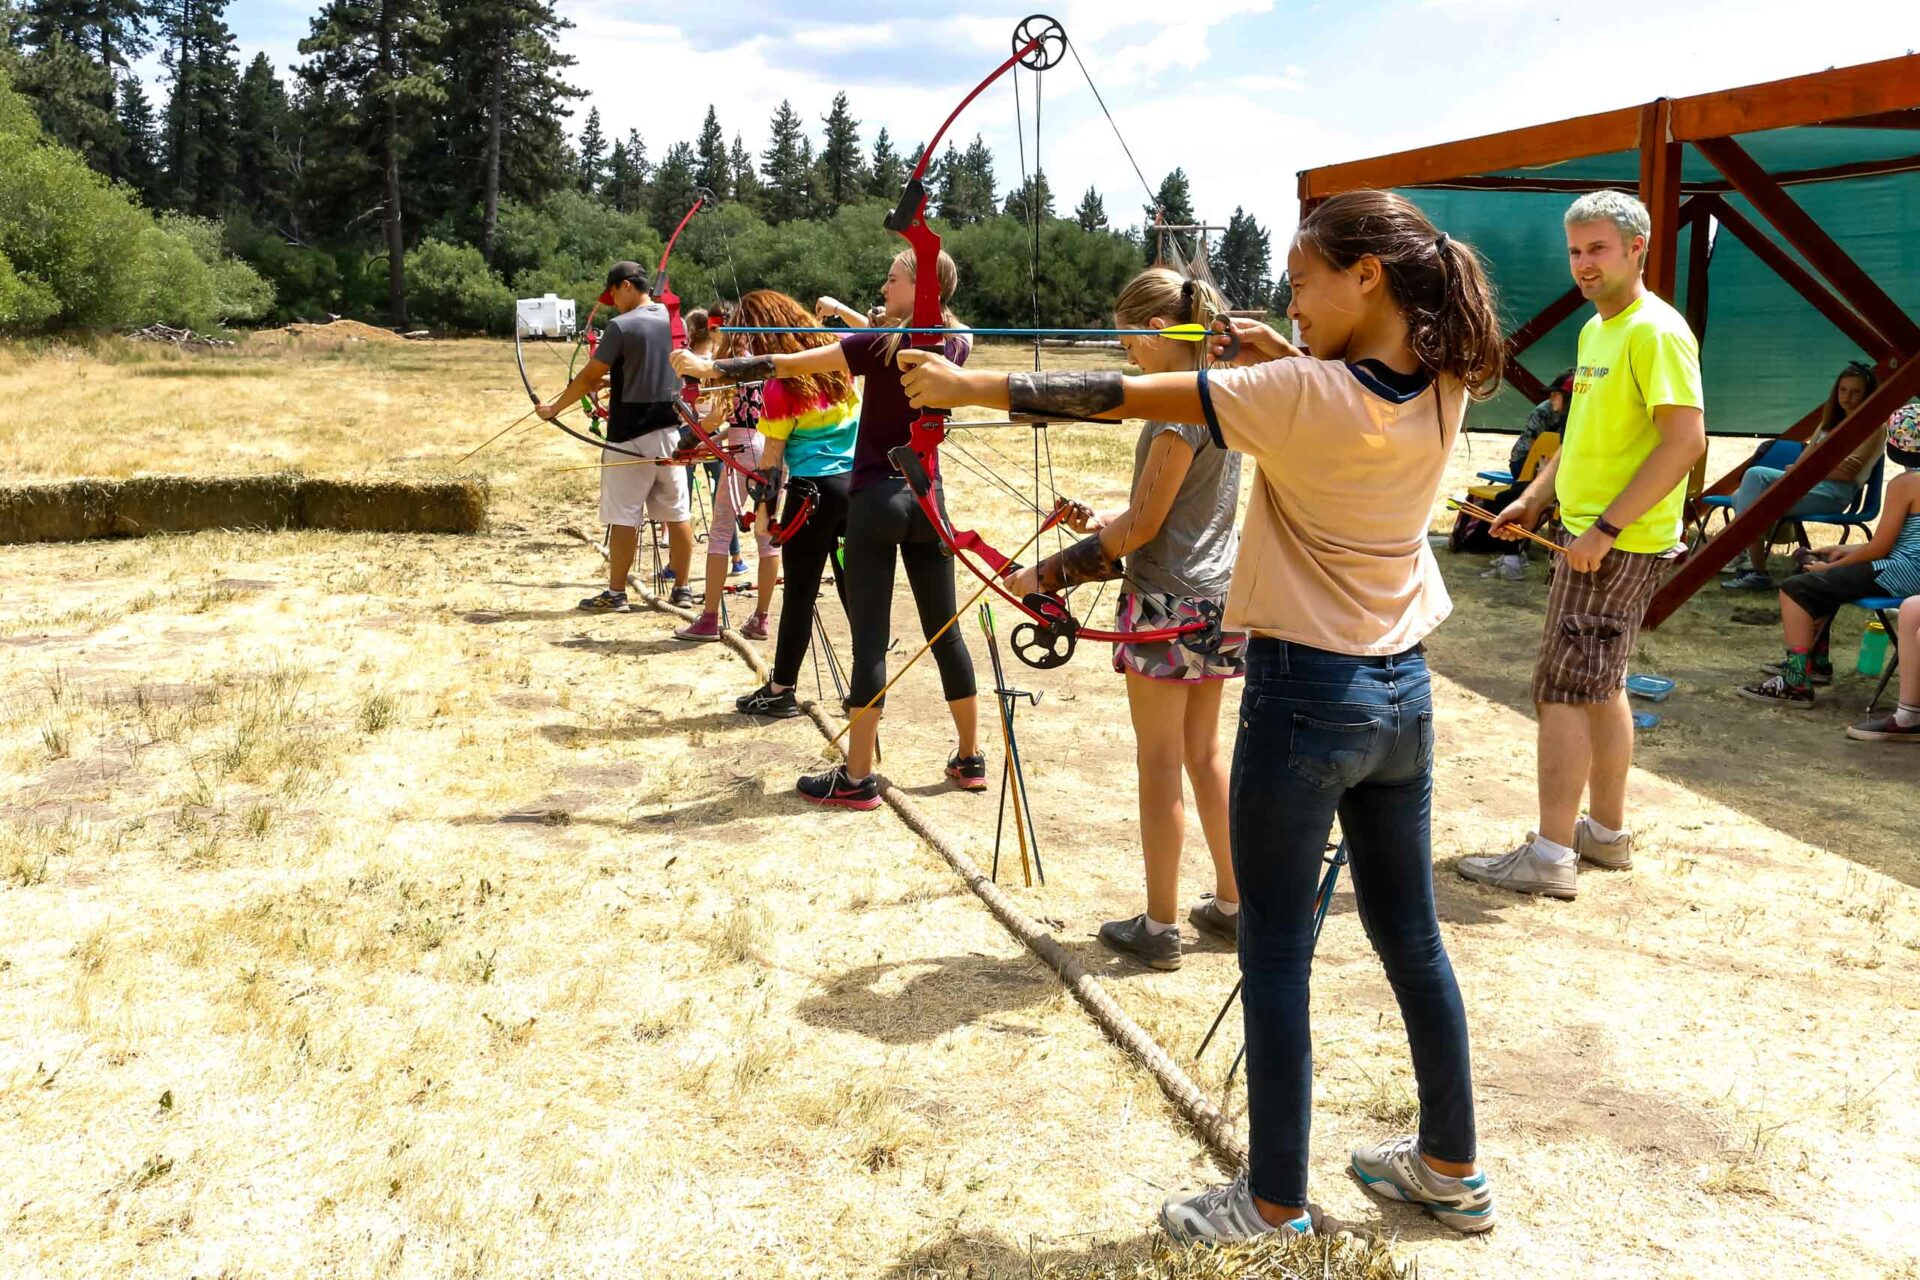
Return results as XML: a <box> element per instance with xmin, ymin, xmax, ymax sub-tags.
<box><xmin>1231</xmin><ymin>639</ymin><xmax>1476</xmax><ymax>1207</ymax></box>
<box><xmin>1732</xmin><ymin>466</ymin><xmax>1857</xmax><ymax>519</ymax></box>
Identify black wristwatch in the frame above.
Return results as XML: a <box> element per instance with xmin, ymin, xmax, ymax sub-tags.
<box><xmin>1593</xmin><ymin>515</ymin><xmax>1623</xmax><ymax>539</ymax></box>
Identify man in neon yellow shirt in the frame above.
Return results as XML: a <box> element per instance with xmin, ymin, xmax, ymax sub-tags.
<box><xmin>1461</xmin><ymin>191</ymin><xmax>1706</xmax><ymax>900</ymax></box>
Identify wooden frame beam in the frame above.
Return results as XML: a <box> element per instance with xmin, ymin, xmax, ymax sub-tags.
<box><xmin>1648</xmin><ymin>352</ymin><xmax>1920</xmax><ymax>629</ymax></box>
<box><xmin>1671</xmin><ymin>53</ymin><xmax>1920</xmax><ymax>140</ymax></box>
<box><xmin>1703</xmin><ymin>195</ymin><xmax>1894</xmax><ymax>359</ymax></box>
<box><xmin>1639</xmin><ymin>100</ymin><xmax>1682</xmax><ymax>300</ymax></box>
<box><xmin>1405</xmin><ymin>150</ymin><xmax>1920</xmax><ymax>196</ymax></box>
<box><xmin>1695</xmin><ymin>135</ymin><xmax>1920</xmax><ymax>352</ymax></box>
<box><xmin>1301</xmin><ymin>107</ymin><xmax>1642</xmax><ymax>199</ymax></box>
<box><xmin>1683</xmin><ymin>203</ymin><xmax>1713</xmax><ymax>346</ymax></box>
<box><xmin>1506</xmin><ymin>284</ymin><xmax>1585</xmax><ymax>359</ymax></box>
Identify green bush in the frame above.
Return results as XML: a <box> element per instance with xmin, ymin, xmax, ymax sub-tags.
<box><xmin>405</xmin><ymin>238</ymin><xmax>514</xmax><ymax>333</ymax></box>
<box><xmin>0</xmin><ymin>66</ymin><xmax>272</xmax><ymax>334</ymax></box>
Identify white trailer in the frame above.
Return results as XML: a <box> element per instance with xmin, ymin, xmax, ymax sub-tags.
<box><xmin>515</xmin><ymin>294</ymin><xmax>576</xmax><ymax>338</ymax></box>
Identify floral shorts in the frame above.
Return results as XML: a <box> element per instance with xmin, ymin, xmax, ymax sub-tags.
<box><xmin>1111</xmin><ymin>592</ymin><xmax>1247</xmax><ymax>681</ymax></box>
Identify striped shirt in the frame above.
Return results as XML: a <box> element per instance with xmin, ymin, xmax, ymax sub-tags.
<box><xmin>1872</xmin><ymin>511</ymin><xmax>1920</xmax><ymax>597</ymax></box>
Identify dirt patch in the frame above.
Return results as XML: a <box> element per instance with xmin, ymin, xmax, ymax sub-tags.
<box><xmin>250</xmin><ymin>319</ymin><xmax>409</xmax><ymax>344</ymax></box>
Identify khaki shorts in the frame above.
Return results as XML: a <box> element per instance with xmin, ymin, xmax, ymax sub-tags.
<box><xmin>1530</xmin><ymin>537</ymin><xmax>1669</xmax><ymax>704</ymax></box>
<box><xmin>600</xmin><ymin>449</ymin><xmax>690</xmax><ymax>527</ymax></box>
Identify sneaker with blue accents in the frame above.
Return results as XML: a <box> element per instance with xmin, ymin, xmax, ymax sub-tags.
<box><xmin>1350</xmin><ymin>1135</ymin><xmax>1494</xmax><ymax>1234</ymax></box>
<box><xmin>1159</xmin><ymin>1173</ymin><xmax>1310</xmax><ymax>1245</ymax></box>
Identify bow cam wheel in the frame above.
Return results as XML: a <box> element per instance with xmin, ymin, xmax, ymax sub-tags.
<box><xmin>1012</xmin><ymin>15</ymin><xmax>1066</xmax><ymax>70</ymax></box>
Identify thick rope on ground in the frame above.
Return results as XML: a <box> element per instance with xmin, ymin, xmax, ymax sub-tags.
<box><xmin>565</xmin><ymin>526</ymin><xmax>1246</xmax><ymax>1172</ymax></box>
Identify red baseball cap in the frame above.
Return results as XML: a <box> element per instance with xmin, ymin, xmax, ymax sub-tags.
<box><xmin>597</xmin><ymin>261</ymin><xmax>647</xmax><ymax>306</ymax></box>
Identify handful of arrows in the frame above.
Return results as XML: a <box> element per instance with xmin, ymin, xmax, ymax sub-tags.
<box><xmin>1446</xmin><ymin>498</ymin><xmax>1566</xmax><ymax>556</ymax></box>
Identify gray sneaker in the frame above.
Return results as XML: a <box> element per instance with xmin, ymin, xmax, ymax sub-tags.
<box><xmin>1160</xmin><ymin>1173</ymin><xmax>1309</xmax><ymax>1244</ymax></box>
<box><xmin>1574</xmin><ymin>817</ymin><xmax>1633</xmax><ymax>870</ymax></box>
<box><xmin>1722</xmin><ymin>569</ymin><xmax>1774</xmax><ymax>591</ymax></box>
<box><xmin>1188</xmin><ymin>896</ymin><xmax>1240</xmax><ymax>942</ymax></box>
<box><xmin>1097</xmin><ymin>914</ymin><xmax>1182</xmax><ymax>971</ymax></box>
<box><xmin>1351</xmin><ymin>1135</ymin><xmax>1495</xmax><ymax>1234</ymax></box>
<box><xmin>1457</xmin><ymin>836</ymin><xmax>1577</xmax><ymax>900</ymax></box>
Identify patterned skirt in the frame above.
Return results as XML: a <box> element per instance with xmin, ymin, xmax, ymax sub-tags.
<box><xmin>1111</xmin><ymin>591</ymin><xmax>1247</xmax><ymax>682</ymax></box>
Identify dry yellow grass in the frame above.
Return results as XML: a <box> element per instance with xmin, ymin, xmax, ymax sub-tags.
<box><xmin>3</xmin><ymin>338</ymin><xmax>1918</xmax><ymax>1279</ymax></box>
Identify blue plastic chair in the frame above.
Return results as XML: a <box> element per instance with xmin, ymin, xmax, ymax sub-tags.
<box><xmin>1845</xmin><ymin>595</ymin><xmax>1906</xmax><ymax>713</ymax></box>
<box><xmin>1696</xmin><ymin>437</ymin><xmax>1806</xmax><ymax>539</ymax></box>
<box><xmin>1796</xmin><ymin>452</ymin><xmax>1886</xmax><ymax>547</ymax></box>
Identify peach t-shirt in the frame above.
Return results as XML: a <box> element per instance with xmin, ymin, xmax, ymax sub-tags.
<box><xmin>1199</xmin><ymin>357</ymin><xmax>1464</xmax><ymax>655</ymax></box>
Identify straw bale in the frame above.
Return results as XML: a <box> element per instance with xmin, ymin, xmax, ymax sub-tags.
<box><xmin>0</xmin><ymin>473</ymin><xmax>487</xmax><ymax>543</ymax></box>
<box><xmin>298</xmin><ymin>477</ymin><xmax>488</xmax><ymax>533</ymax></box>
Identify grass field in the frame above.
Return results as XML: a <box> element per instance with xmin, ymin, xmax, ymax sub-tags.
<box><xmin>2</xmin><ymin>336</ymin><xmax>1917</xmax><ymax>1279</ymax></box>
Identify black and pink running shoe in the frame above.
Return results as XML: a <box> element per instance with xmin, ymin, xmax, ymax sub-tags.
<box><xmin>797</xmin><ymin>764</ymin><xmax>880</xmax><ymax>810</ymax></box>
<box><xmin>945</xmin><ymin>753</ymin><xmax>989</xmax><ymax>792</ymax></box>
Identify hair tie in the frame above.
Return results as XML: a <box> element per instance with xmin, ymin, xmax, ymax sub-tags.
<box><xmin>1434</xmin><ymin>232</ymin><xmax>1451</xmax><ymax>253</ymax></box>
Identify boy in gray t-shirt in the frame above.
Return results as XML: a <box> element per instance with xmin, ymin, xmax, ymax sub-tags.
<box><xmin>536</xmin><ymin>260</ymin><xmax>694</xmax><ymax>609</ymax></box>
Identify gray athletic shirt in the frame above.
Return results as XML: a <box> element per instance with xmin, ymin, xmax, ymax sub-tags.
<box><xmin>593</xmin><ymin>303</ymin><xmax>680</xmax><ymax>443</ymax></box>
<box><xmin>1127</xmin><ymin>420</ymin><xmax>1241</xmax><ymax>597</ymax></box>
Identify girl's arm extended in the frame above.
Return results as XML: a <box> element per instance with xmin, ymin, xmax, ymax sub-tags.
<box><xmin>899</xmin><ymin>354</ymin><xmax>1206</xmax><ymax>426</ymax></box>
<box><xmin>899</xmin><ymin>319</ymin><xmax>1297</xmax><ymax>428</ymax></box>
<box><xmin>672</xmin><ymin>342</ymin><xmax>851</xmax><ymax>384</ymax></box>
<box><xmin>1815</xmin><ymin>472</ymin><xmax>1920</xmax><ymax>568</ymax></box>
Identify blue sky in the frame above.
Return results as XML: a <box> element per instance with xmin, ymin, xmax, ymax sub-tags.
<box><xmin>172</xmin><ymin>1</ymin><xmax>1916</xmax><ymax>240</ymax></box>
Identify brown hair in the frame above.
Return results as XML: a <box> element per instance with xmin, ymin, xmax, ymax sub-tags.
<box><xmin>684</xmin><ymin>307</ymin><xmax>712</xmax><ymax>353</ymax></box>
<box><xmin>1112</xmin><ymin>266</ymin><xmax>1228</xmax><ymax>371</ymax></box>
<box><xmin>721</xmin><ymin>289</ymin><xmax>854</xmax><ymax>409</ymax></box>
<box><xmin>1295</xmin><ymin>190</ymin><xmax>1505</xmax><ymax>399</ymax></box>
<box><xmin>1818</xmin><ymin>361</ymin><xmax>1878</xmax><ymax>433</ymax></box>
<box><xmin>880</xmin><ymin>246</ymin><xmax>959</xmax><ymax>364</ymax></box>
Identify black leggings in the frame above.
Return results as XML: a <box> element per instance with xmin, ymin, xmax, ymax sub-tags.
<box><xmin>769</xmin><ymin>472</ymin><xmax>852</xmax><ymax>689</ymax></box>
<box><xmin>843</xmin><ymin>478</ymin><xmax>976</xmax><ymax>708</ymax></box>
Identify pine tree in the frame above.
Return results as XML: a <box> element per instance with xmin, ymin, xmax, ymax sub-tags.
<box><xmin>758</xmin><ymin>99</ymin><xmax>808</xmax><ymax>223</ymax></box>
<box><xmin>116</xmin><ymin>73</ymin><xmax>160</xmax><ymax>200</ymax></box>
<box><xmin>605</xmin><ymin>127</ymin><xmax>650</xmax><ymax>214</ymax></box>
<box><xmin>650</xmin><ymin>139</ymin><xmax>699</xmax><ymax>237</ymax></box>
<box><xmin>934</xmin><ymin>135</ymin><xmax>995</xmax><ymax>225</ymax></box>
<box><xmin>437</xmin><ymin>0</ymin><xmax>577</xmax><ymax>260</ymax></box>
<box><xmin>728</xmin><ymin>131</ymin><xmax>760</xmax><ymax>214</ymax></box>
<box><xmin>21</xmin><ymin>0</ymin><xmax>151</xmax><ymax>74</ymax></box>
<box><xmin>1003</xmin><ymin>173</ymin><xmax>1053</xmax><ymax>224</ymax></box>
<box><xmin>1147</xmin><ymin>167</ymin><xmax>1197</xmax><ymax>263</ymax></box>
<box><xmin>867</xmin><ymin>125</ymin><xmax>903</xmax><ymax>198</ymax></box>
<box><xmin>693</xmin><ymin>104</ymin><xmax>727</xmax><ymax>197</ymax></box>
<box><xmin>10</xmin><ymin>30</ymin><xmax>117</xmax><ymax>168</ymax></box>
<box><xmin>576</xmin><ymin>105</ymin><xmax>606</xmax><ymax>193</ymax></box>
<box><xmin>815</xmin><ymin>90</ymin><xmax>862</xmax><ymax>212</ymax></box>
<box><xmin>1073</xmin><ymin>186</ymin><xmax>1107</xmax><ymax>233</ymax></box>
<box><xmin>1211</xmin><ymin>206</ymin><xmax>1271</xmax><ymax>310</ymax></box>
<box><xmin>159</xmin><ymin>0</ymin><xmax>242</xmax><ymax>215</ymax></box>
<box><xmin>231</xmin><ymin>53</ymin><xmax>295</xmax><ymax>226</ymax></box>
<box><xmin>299</xmin><ymin>0</ymin><xmax>446</xmax><ymax>323</ymax></box>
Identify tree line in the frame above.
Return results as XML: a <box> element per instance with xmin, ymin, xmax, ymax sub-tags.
<box><xmin>0</xmin><ymin>0</ymin><xmax>1280</xmax><ymax>335</ymax></box>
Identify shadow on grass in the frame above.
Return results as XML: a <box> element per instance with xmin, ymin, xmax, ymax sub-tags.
<box><xmin>798</xmin><ymin>954</ymin><xmax>1059</xmax><ymax>1045</ymax></box>
<box><xmin>536</xmin><ymin>707</ymin><xmax>753</xmax><ymax>743</ymax></box>
<box><xmin>878</xmin><ymin>1223</ymin><xmax>1417</xmax><ymax>1279</ymax></box>
<box><xmin>1424</xmin><ymin>552</ymin><xmax>1920</xmax><ymax>889</ymax></box>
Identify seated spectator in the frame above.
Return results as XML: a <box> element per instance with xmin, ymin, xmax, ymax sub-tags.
<box><xmin>1725</xmin><ymin>363</ymin><xmax>1886</xmax><ymax>589</ymax></box>
<box><xmin>1740</xmin><ymin>468</ymin><xmax>1920</xmax><ymax>706</ymax></box>
<box><xmin>1507</xmin><ymin>370</ymin><xmax>1574</xmax><ymax>476</ymax></box>
<box><xmin>1847</xmin><ymin>595</ymin><xmax>1920</xmax><ymax>742</ymax></box>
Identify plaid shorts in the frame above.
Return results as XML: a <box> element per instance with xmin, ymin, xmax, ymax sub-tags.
<box><xmin>1530</xmin><ymin>536</ymin><xmax>1670</xmax><ymax>704</ymax></box>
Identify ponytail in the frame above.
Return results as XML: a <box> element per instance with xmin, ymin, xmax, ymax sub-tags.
<box><xmin>1113</xmin><ymin>266</ymin><xmax>1227</xmax><ymax>371</ymax></box>
<box><xmin>1296</xmin><ymin>191</ymin><xmax>1505</xmax><ymax>399</ymax></box>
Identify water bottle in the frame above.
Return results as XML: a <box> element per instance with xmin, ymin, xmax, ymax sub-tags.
<box><xmin>1858</xmin><ymin>620</ymin><xmax>1888</xmax><ymax>676</ymax></box>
